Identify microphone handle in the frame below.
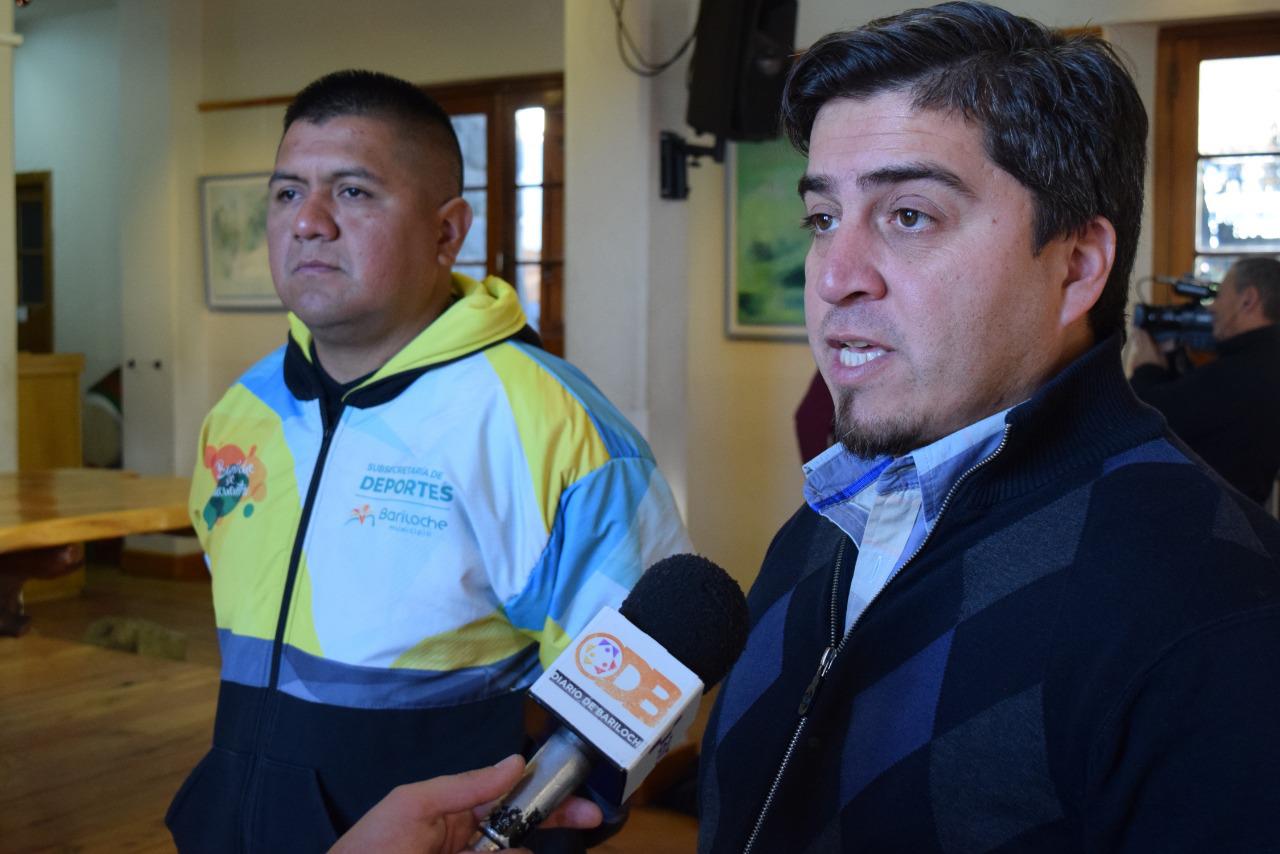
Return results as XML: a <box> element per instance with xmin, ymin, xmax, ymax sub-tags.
<box><xmin>470</xmin><ymin>728</ymin><xmax>594</xmax><ymax>850</ymax></box>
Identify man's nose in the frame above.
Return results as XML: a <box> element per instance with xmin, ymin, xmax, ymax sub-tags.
<box><xmin>810</xmin><ymin>226</ymin><xmax>887</xmax><ymax>305</ymax></box>
<box><xmin>294</xmin><ymin>194</ymin><xmax>338</xmax><ymax>240</ymax></box>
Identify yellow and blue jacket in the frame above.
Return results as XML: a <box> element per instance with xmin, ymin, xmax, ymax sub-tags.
<box><xmin>166</xmin><ymin>274</ymin><xmax>691</xmax><ymax>852</ymax></box>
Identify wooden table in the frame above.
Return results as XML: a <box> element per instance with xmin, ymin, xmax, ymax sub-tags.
<box><xmin>0</xmin><ymin>468</ymin><xmax>192</xmax><ymax>555</ymax></box>
<box><xmin>0</xmin><ymin>469</ymin><xmax>193</xmax><ymax>633</ymax></box>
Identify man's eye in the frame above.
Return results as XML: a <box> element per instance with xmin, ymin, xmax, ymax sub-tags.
<box><xmin>893</xmin><ymin>208</ymin><xmax>930</xmax><ymax>229</ymax></box>
<box><xmin>274</xmin><ymin>188</ymin><xmax>298</xmax><ymax>202</ymax></box>
<box><xmin>803</xmin><ymin>213</ymin><xmax>837</xmax><ymax>233</ymax></box>
<box><xmin>340</xmin><ymin>187</ymin><xmax>368</xmax><ymax>199</ymax></box>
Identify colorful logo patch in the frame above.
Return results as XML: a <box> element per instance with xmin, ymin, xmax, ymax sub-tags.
<box><xmin>202</xmin><ymin>443</ymin><xmax>267</xmax><ymax>531</ymax></box>
<box><xmin>575</xmin><ymin>632</ymin><xmax>682</xmax><ymax>727</ymax></box>
<box><xmin>348</xmin><ymin>504</ymin><xmax>375</xmax><ymax>526</ymax></box>
<box><xmin>577</xmin><ymin>633</ymin><xmax>623</xmax><ymax>678</ymax></box>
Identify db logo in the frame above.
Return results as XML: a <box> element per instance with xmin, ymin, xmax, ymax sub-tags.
<box><xmin>575</xmin><ymin>633</ymin><xmax>682</xmax><ymax>727</ymax></box>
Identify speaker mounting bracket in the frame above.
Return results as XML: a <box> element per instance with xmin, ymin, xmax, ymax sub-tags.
<box><xmin>659</xmin><ymin>131</ymin><xmax>725</xmax><ymax>200</ymax></box>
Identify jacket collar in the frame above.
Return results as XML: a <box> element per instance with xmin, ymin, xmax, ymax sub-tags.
<box><xmin>283</xmin><ymin>273</ymin><xmax>530</xmax><ymax>406</ymax></box>
<box><xmin>964</xmin><ymin>333</ymin><xmax>1167</xmax><ymax>506</ymax></box>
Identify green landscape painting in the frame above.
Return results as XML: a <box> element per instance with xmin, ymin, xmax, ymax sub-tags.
<box><xmin>201</xmin><ymin>173</ymin><xmax>279</xmax><ymax>309</ymax></box>
<box><xmin>728</xmin><ymin>138</ymin><xmax>808</xmax><ymax>339</ymax></box>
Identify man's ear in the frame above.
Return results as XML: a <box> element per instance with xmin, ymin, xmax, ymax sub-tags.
<box><xmin>1238</xmin><ymin>283</ymin><xmax>1260</xmax><ymax>314</ymax></box>
<box><xmin>1058</xmin><ymin>215</ymin><xmax>1117</xmax><ymax>329</ymax></box>
<box><xmin>435</xmin><ymin>196</ymin><xmax>474</xmax><ymax>267</ymax></box>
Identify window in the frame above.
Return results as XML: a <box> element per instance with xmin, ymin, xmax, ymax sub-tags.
<box><xmin>428</xmin><ymin>75</ymin><xmax>565</xmax><ymax>355</ymax></box>
<box><xmin>1193</xmin><ymin>55</ymin><xmax>1280</xmax><ymax>280</ymax></box>
<box><xmin>1154</xmin><ymin>19</ymin><xmax>1280</xmax><ymax>297</ymax></box>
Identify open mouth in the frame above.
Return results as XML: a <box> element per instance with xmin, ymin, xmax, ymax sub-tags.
<box><xmin>837</xmin><ymin>341</ymin><xmax>888</xmax><ymax>368</ymax></box>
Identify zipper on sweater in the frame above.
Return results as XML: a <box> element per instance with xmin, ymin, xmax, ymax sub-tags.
<box><xmin>740</xmin><ymin>541</ymin><xmax>846</xmax><ymax>854</ymax></box>
<box><xmin>740</xmin><ymin>424</ymin><xmax>1011</xmax><ymax>854</ymax></box>
<box><xmin>893</xmin><ymin>424</ymin><xmax>1011</xmax><ymax>574</ymax></box>
<box><xmin>236</xmin><ymin>396</ymin><xmax>343</xmax><ymax>852</ymax></box>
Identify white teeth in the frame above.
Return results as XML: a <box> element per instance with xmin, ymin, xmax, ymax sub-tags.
<box><xmin>838</xmin><ymin>345</ymin><xmax>886</xmax><ymax>368</ymax></box>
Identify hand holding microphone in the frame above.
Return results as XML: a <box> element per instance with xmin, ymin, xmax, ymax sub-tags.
<box><xmin>330</xmin><ymin>554</ymin><xmax>748</xmax><ymax>854</ymax></box>
<box><xmin>328</xmin><ymin>754</ymin><xmax>602</xmax><ymax>854</ymax></box>
<box><xmin>471</xmin><ymin>553</ymin><xmax>749</xmax><ymax>850</ymax></box>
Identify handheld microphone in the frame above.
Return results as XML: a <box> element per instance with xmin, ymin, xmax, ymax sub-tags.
<box><xmin>470</xmin><ymin>553</ymin><xmax>749</xmax><ymax>850</ymax></box>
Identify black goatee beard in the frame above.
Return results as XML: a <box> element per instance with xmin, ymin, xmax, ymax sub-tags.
<box><xmin>833</xmin><ymin>388</ymin><xmax>927</xmax><ymax>460</ymax></box>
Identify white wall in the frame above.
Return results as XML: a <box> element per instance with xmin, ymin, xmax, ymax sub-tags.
<box><xmin>116</xmin><ymin>0</ymin><xmax>204</xmax><ymax>475</ymax></box>
<box><xmin>1105</xmin><ymin>22</ymin><xmax>1160</xmax><ymax>309</ymax></box>
<box><xmin>13</xmin><ymin>2</ymin><xmax>122</xmax><ymax>395</ymax></box>
<box><xmin>564</xmin><ymin>2</ymin><xmax>816</xmax><ymax>585</ymax></box>
<box><xmin>646</xmin><ymin>1</ymin><xmax>701</xmax><ymax>524</ymax></box>
<box><xmin>0</xmin><ymin>4</ymin><xmax>16</xmax><ymax>471</ymax></box>
<box><xmin>564</xmin><ymin>0</ymin><xmax>655</xmax><ymax>440</ymax></box>
<box><xmin>202</xmin><ymin>0</ymin><xmax>563</xmax><ymax>102</ymax></box>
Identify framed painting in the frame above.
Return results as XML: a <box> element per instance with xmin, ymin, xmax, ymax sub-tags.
<box><xmin>200</xmin><ymin>172</ymin><xmax>281</xmax><ymax>310</ymax></box>
<box><xmin>725</xmin><ymin>138</ymin><xmax>809</xmax><ymax>340</ymax></box>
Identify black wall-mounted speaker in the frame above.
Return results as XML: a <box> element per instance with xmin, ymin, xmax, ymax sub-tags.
<box><xmin>685</xmin><ymin>0</ymin><xmax>798</xmax><ymax>142</ymax></box>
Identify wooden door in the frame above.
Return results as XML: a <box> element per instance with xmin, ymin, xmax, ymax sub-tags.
<box><xmin>15</xmin><ymin>171</ymin><xmax>53</xmax><ymax>353</ymax></box>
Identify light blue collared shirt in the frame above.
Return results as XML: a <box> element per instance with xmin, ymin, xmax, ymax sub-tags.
<box><xmin>802</xmin><ymin>408</ymin><xmax>1011</xmax><ymax>634</ymax></box>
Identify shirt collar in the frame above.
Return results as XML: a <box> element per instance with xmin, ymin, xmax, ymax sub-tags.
<box><xmin>803</xmin><ymin>407</ymin><xmax>1011</xmax><ymax>539</ymax></box>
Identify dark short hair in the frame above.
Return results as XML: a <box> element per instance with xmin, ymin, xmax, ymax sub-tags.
<box><xmin>283</xmin><ymin>69</ymin><xmax>464</xmax><ymax>197</ymax></box>
<box><xmin>782</xmin><ymin>1</ymin><xmax>1147</xmax><ymax>341</ymax></box>
<box><xmin>1229</xmin><ymin>256</ymin><xmax>1280</xmax><ymax>322</ymax></box>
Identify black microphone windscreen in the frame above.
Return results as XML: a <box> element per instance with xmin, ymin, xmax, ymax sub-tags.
<box><xmin>619</xmin><ymin>553</ymin><xmax>748</xmax><ymax>689</ymax></box>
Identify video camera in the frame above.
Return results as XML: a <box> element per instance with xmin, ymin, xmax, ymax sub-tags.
<box><xmin>1133</xmin><ymin>275</ymin><xmax>1218</xmax><ymax>352</ymax></box>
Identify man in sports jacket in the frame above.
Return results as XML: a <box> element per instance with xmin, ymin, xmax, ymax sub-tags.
<box><xmin>167</xmin><ymin>70</ymin><xmax>689</xmax><ymax>853</ymax></box>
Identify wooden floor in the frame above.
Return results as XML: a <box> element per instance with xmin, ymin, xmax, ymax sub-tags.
<box><xmin>2</xmin><ymin>568</ymin><xmax>219</xmax><ymax>853</ymax></box>
<box><xmin>0</xmin><ymin>634</ymin><xmax>219</xmax><ymax>853</ymax></box>
<box><xmin>2</xmin><ymin>566</ymin><xmax>699</xmax><ymax>853</ymax></box>
<box><xmin>22</xmin><ymin>564</ymin><xmax>221</xmax><ymax>667</ymax></box>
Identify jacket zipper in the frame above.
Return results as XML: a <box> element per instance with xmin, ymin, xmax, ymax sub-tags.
<box><xmin>266</xmin><ymin>414</ymin><xmax>338</xmax><ymax>691</ymax></box>
<box><xmin>740</xmin><ymin>425</ymin><xmax>1011</xmax><ymax>854</ymax></box>
<box><xmin>237</xmin><ymin>395</ymin><xmax>342</xmax><ymax>851</ymax></box>
<box><xmin>740</xmin><ymin>540</ymin><xmax>845</xmax><ymax>854</ymax></box>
